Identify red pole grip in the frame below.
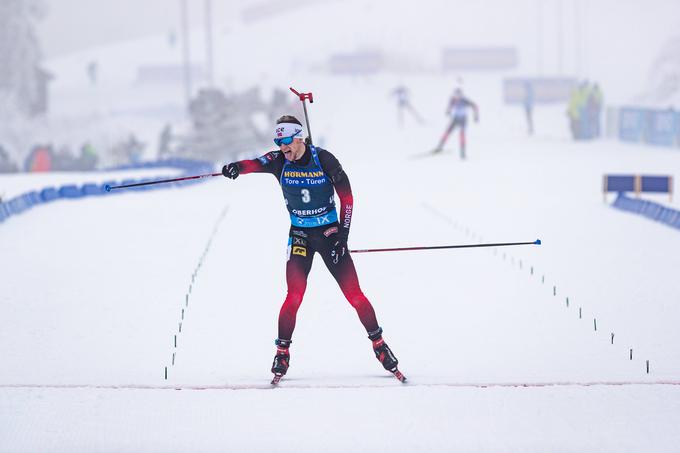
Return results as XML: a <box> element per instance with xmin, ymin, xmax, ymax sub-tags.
<box><xmin>289</xmin><ymin>87</ymin><xmax>313</xmax><ymax>103</ymax></box>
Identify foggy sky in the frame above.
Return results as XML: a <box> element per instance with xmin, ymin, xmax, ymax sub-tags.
<box><xmin>36</xmin><ymin>0</ymin><xmax>680</xmax><ymax>103</ymax></box>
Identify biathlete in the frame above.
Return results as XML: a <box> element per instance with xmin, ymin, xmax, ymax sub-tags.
<box><xmin>222</xmin><ymin>115</ymin><xmax>403</xmax><ymax>383</ymax></box>
<box><xmin>433</xmin><ymin>88</ymin><xmax>479</xmax><ymax>159</ymax></box>
<box><xmin>392</xmin><ymin>85</ymin><xmax>424</xmax><ymax>127</ymax></box>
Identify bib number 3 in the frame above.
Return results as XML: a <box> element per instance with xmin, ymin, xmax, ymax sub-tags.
<box><xmin>301</xmin><ymin>188</ymin><xmax>311</xmax><ymax>203</ymax></box>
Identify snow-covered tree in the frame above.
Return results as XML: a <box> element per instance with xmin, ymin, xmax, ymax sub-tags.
<box><xmin>0</xmin><ymin>0</ymin><xmax>47</xmax><ymax>118</ymax></box>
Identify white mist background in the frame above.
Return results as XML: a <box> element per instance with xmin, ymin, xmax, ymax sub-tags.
<box><xmin>40</xmin><ymin>0</ymin><xmax>680</xmax><ymax>103</ymax></box>
<box><xmin>2</xmin><ymin>1</ymin><xmax>680</xmax><ymax>452</ymax></box>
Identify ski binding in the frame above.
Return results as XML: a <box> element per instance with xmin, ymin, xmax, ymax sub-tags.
<box><xmin>391</xmin><ymin>368</ymin><xmax>407</xmax><ymax>383</ymax></box>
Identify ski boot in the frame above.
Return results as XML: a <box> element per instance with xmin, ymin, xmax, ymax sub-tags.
<box><xmin>270</xmin><ymin>338</ymin><xmax>291</xmax><ymax>385</ymax></box>
<box><xmin>368</xmin><ymin>328</ymin><xmax>406</xmax><ymax>382</ymax></box>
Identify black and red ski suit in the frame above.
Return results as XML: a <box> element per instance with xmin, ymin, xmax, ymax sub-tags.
<box><xmin>231</xmin><ymin>144</ymin><xmax>380</xmax><ymax>341</ymax></box>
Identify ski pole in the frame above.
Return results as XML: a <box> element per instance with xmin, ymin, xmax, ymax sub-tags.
<box><xmin>290</xmin><ymin>87</ymin><xmax>314</xmax><ymax>145</ymax></box>
<box><xmin>104</xmin><ymin>172</ymin><xmax>222</xmax><ymax>192</ymax></box>
<box><xmin>350</xmin><ymin>239</ymin><xmax>541</xmax><ymax>254</ymax></box>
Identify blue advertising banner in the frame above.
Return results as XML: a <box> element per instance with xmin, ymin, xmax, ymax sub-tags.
<box><xmin>443</xmin><ymin>47</ymin><xmax>517</xmax><ymax>71</ymax></box>
<box><xmin>503</xmin><ymin>78</ymin><xmax>578</xmax><ymax>104</ymax></box>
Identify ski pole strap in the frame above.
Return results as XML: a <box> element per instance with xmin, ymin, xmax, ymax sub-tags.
<box><xmin>350</xmin><ymin>239</ymin><xmax>541</xmax><ymax>254</ymax></box>
<box><xmin>105</xmin><ymin>172</ymin><xmax>222</xmax><ymax>192</ymax></box>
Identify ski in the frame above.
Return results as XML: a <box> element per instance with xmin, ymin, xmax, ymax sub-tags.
<box><xmin>271</xmin><ymin>372</ymin><xmax>404</xmax><ymax>385</ymax></box>
<box><xmin>391</xmin><ymin>368</ymin><xmax>407</xmax><ymax>383</ymax></box>
<box><xmin>270</xmin><ymin>373</ymin><xmax>284</xmax><ymax>386</ymax></box>
<box><xmin>410</xmin><ymin>148</ymin><xmax>452</xmax><ymax>159</ymax></box>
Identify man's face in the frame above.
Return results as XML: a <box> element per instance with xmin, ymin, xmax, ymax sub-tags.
<box><xmin>280</xmin><ymin>138</ymin><xmax>306</xmax><ymax>161</ymax></box>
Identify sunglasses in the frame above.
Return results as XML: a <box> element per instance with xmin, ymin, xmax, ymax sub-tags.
<box><xmin>274</xmin><ymin>130</ymin><xmax>302</xmax><ymax>147</ymax></box>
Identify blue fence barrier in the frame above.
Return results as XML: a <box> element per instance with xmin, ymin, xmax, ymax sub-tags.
<box><xmin>603</xmin><ymin>175</ymin><xmax>635</xmax><ymax>192</ymax></box>
<box><xmin>40</xmin><ymin>187</ymin><xmax>60</xmax><ymax>202</ymax></box>
<box><xmin>619</xmin><ymin>108</ymin><xmax>645</xmax><ymax>143</ymax></box>
<box><xmin>642</xmin><ymin>176</ymin><xmax>672</xmax><ymax>193</ymax></box>
<box><xmin>618</xmin><ymin>107</ymin><xmax>680</xmax><ymax>147</ymax></box>
<box><xmin>612</xmin><ymin>193</ymin><xmax>680</xmax><ymax>231</ymax></box>
<box><xmin>645</xmin><ymin>110</ymin><xmax>677</xmax><ymax>146</ymax></box>
<box><xmin>58</xmin><ymin>184</ymin><xmax>84</xmax><ymax>198</ymax></box>
<box><xmin>603</xmin><ymin>174</ymin><xmax>673</xmax><ymax>201</ymax></box>
<box><xmin>0</xmin><ymin>159</ymin><xmax>214</xmax><ymax>225</ymax></box>
<box><xmin>82</xmin><ymin>183</ymin><xmax>103</xmax><ymax>196</ymax></box>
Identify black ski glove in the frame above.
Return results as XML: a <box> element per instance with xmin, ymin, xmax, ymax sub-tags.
<box><xmin>222</xmin><ymin>163</ymin><xmax>239</xmax><ymax>179</ymax></box>
<box><xmin>330</xmin><ymin>235</ymin><xmax>348</xmax><ymax>265</ymax></box>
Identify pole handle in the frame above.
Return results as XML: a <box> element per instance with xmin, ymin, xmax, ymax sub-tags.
<box><xmin>290</xmin><ymin>87</ymin><xmax>313</xmax><ymax>103</ymax></box>
<box><xmin>290</xmin><ymin>86</ymin><xmax>314</xmax><ymax>144</ymax></box>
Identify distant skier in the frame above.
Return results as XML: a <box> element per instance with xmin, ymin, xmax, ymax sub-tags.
<box><xmin>221</xmin><ymin>115</ymin><xmax>403</xmax><ymax>383</ymax></box>
<box><xmin>588</xmin><ymin>83</ymin><xmax>603</xmax><ymax>138</ymax></box>
<box><xmin>523</xmin><ymin>80</ymin><xmax>534</xmax><ymax>136</ymax></box>
<box><xmin>391</xmin><ymin>85</ymin><xmax>424</xmax><ymax>127</ymax></box>
<box><xmin>433</xmin><ymin>88</ymin><xmax>479</xmax><ymax>159</ymax></box>
<box><xmin>86</xmin><ymin>61</ymin><xmax>98</xmax><ymax>85</ymax></box>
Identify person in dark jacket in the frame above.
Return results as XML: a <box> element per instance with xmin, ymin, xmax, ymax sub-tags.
<box><xmin>222</xmin><ymin>115</ymin><xmax>402</xmax><ymax>382</ymax></box>
<box><xmin>433</xmin><ymin>88</ymin><xmax>479</xmax><ymax>159</ymax></box>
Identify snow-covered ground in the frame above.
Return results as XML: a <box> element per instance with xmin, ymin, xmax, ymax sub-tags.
<box><xmin>2</xmin><ymin>3</ymin><xmax>680</xmax><ymax>451</ymax></box>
